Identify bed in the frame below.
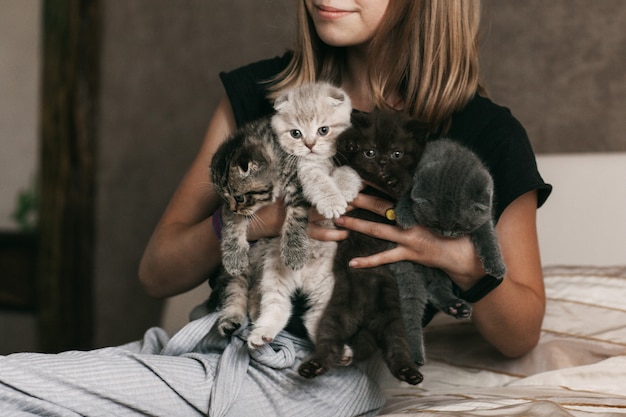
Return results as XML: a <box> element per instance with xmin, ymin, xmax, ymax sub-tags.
<box><xmin>161</xmin><ymin>152</ymin><xmax>626</xmax><ymax>416</ymax></box>
<box><xmin>380</xmin><ymin>265</ymin><xmax>626</xmax><ymax>416</ymax></box>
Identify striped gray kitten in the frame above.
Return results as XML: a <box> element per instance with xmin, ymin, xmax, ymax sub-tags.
<box><xmin>211</xmin><ymin>82</ymin><xmax>361</xmax><ymax>348</ymax></box>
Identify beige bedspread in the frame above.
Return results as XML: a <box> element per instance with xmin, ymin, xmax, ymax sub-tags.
<box><xmin>379</xmin><ymin>266</ymin><xmax>626</xmax><ymax>416</ymax></box>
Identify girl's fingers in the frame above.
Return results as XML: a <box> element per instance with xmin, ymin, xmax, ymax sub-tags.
<box><xmin>308</xmin><ymin>222</ymin><xmax>349</xmax><ymax>242</ymax></box>
<box><xmin>334</xmin><ymin>215</ymin><xmax>400</xmax><ymax>242</ymax></box>
<box><xmin>348</xmin><ymin>246</ymin><xmax>405</xmax><ymax>269</ymax></box>
<box><xmin>350</xmin><ymin>193</ymin><xmax>395</xmax><ymax>219</ymax></box>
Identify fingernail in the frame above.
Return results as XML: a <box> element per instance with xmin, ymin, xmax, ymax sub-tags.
<box><xmin>334</xmin><ymin>216</ymin><xmax>345</xmax><ymax>225</ymax></box>
<box><xmin>349</xmin><ymin>259</ymin><xmax>358</xmax><ymax>268</ymax></box>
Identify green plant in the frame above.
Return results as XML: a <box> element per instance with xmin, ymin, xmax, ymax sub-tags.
<box><xmin>12</xmin><ymin>182</ymin><xmax>38</xmax><ymax>232</ymax></box>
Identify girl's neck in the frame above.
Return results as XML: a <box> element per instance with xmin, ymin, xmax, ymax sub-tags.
<box><xmin>342</xmin><ymin>47</ymin><xmax>403</xmax><ymax>112</ymax></box>
<box><xmin>342</xmin><ymin>47</ymin><xmax>374</xmax><ymax>112</ymax></box>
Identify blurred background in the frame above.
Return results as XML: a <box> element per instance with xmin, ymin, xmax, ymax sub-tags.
<box><xmin>1</xmin><ymin>0</ymin><xmax>624</xmax><ymax>354</ymax></box>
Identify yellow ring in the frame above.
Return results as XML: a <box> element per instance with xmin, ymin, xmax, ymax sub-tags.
<box><xmin>385</xmin><ymin>208</ymin><xmax>396</xmax><ymax>221</ymax></box>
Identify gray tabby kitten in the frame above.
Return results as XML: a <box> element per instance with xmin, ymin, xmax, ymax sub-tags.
<box><xmin>210</xmin><ymin>118</ymin><xmax>301</xmax><ymax>334</ymax></box>
<box><xmin>394</xmin><ymin>138</ymin><xmax>506</xmax><ymax>362</ymax></box>
<box><xmin>212</xmin><ymin>82</ymin><xmax>361</xmax><ymax>348</ymax></box>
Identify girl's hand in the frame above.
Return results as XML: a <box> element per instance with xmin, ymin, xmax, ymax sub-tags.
<box><xmin>246</xmin><ymin>200</ymin><xmax>287</xmax><ymax>241</ymax></box>
<box><xmin>308</xmin><ymin>210</ymin><xmax>350</xmax><ymax>242</ymax></box>
<box><xmin>246</xmin><ymin>200</ymin><xmax>350</xmax><ymax>242</ymax></box>
<box><xmin>333</xmin><ymin>192</ymin><xmax>485</xmax><ymax>289</ymax></box>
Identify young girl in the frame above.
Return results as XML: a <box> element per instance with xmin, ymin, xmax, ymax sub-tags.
<box><xmin>140</xmin><ymin>0</ymin><xmax>551</xmax><ymax>358</ymax></box>
<box><xmin>0</xmin><ymin>1</ymin><xmax>550</xmax><ymax>415</ymax></box>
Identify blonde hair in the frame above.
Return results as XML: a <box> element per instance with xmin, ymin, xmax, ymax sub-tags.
<box><xmin>269</xmin><ymin>0</ymin><xmax>483</xmax><ymax>133</ymax></box>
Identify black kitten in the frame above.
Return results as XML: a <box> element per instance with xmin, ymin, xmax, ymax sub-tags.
<box><xmin>298</xmin><ymin>109</ymin><xmax>428</xmax><ymax>385</ymax></box>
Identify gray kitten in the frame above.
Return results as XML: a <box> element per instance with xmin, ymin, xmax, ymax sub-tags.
<box><xmin>394</xmin><ymin>138</ymin><xmax>506</xmax><ymax>362</ymax></box>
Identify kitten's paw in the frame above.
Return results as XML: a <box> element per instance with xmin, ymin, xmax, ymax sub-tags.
<box><xmin>281</xmin><ymin>242</ymin><xmax>309</xmax><ymax>271</ymax></box>
<box><xmin>298</xmin><ymin>360</ymin><xmax>328</xmax><ymax>379</ymax></box>
<box><xmin>247</xmin><ymin>326</ymin><xmax>278</xmax><ymax>349</ymax></box>
<box><xmin>332</xmin><ymin>166</ymin><xmax>362</xmax><ymax>202</ymax></box>
<box><xmin>411</xmin><ymin>354</ymin><xmax>425</xmax><ymax>368</ymax></box>
<box><xmin>247</xmin><ymin>333</ymin><xmax>274</xmax><ymax>350</ymax></box>
<box><xmin>315</xmin><ymin>198</ymin><xmax>348</xmax><ymax>219</ymax></box>
<box><xmin>222</xmin><ymin>252</ymin><xmax>249</xmax><ymax>276</ymax></box>
<box><xmin>217</xmin><ymin>314</ymin><xmax>244</xmax><ymax>337</ymax></box>
<box><xmin>337</xmin><ymin>345</ymin><xmax>354</xmax><ymax>366</ymax></box>
<box><xmin>485</xmin><ymin>262</ymin><xmax>506</xmax><ymax>279</ymax></box>
<box><xmin>394</xmin><ymin>208</ymin><xmax>416</xmax><ymax>229</ymax></box>
<box><xmin>394</xmin><ymin>366</ymin><xmax>423</xmax><ymax>386</ymax></box>
<box><xmin>445</xmin><ymin>300</ymin><xmax>472</xmax><ymax>319</ymax></box>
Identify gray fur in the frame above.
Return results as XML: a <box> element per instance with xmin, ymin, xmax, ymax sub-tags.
<box><xmin>395</xmin><ymin>138</ymin><xmax>506</xmax><ymax>277</ymax></box>
<box><xmin>394</xmin><ymin>138</ymin><xmax>506</xmax><ymax>363</ymax></box>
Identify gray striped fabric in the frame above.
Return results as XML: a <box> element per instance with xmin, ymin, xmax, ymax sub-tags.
<box><xmin>0</xmin><ymin>312</ymin><xmax>385</xmax><ymax>416</ymax></box>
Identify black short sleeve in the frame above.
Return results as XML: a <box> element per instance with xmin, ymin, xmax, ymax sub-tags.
<box><xmin>219</xmin><ymin>53</ymin><xmax>292</xmax><ymax>128</ymax></box>
<box><xmin>446</xmin><ymin>95</ymin><xmax>552</xmax><ymax>221</ymax></box>
<box><xmin>219</xmin><ymin>59</ymin><xmax>551</xmax><ymax>219</ymax></box>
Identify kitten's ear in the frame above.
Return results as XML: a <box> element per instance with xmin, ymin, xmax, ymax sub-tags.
<box><xmin>336</xmin><ymin>130</ymin><xmax>359</xmax><ymax>154</ymax></box>
<box><xmin>273</xmin><ymin>92</ymin><xmax>290</xmax><ymax>112</ymax></box>
<box><xmin>404</xmin><ymin>118</ymin><xmax>429</xmax><ymax>144</ymax></box>
<box><xmin>350</xmin><ymin>111</ymin><xmax>371</xmax><ymax>129</ymax></box>
<box><xmin>472</xmin><ymin>202</ymin><xmax>489</xmax><ymax>216</ymax></box>
<box><xmin>327</xmin><ymin>87</ymin><xmax>349</xmax><ymax>108</ymax></box>
<box><xmin>236</xmin><ymin>160</ymin><xmax>259</xmax><ymax>178</ymax></box>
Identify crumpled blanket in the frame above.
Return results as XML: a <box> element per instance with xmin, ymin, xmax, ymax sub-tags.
<box><xmin>0</xmin><ymin>312</ymin><xmax>385</xmax><ymax>417</ymax></box>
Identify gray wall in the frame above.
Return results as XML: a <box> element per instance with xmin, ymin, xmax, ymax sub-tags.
<box><xmin>482</xmin><ymin>0</ymin><xmax>626</xmax><ymax>153</ymax></box>
<box><xmin>93</xmin><ymin>0</ymin><xmax>296</xmax><ymax>346</ymax></box>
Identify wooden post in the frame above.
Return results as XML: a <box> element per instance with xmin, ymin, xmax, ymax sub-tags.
<box><xmin>38</xmin><ymin>0</ymin><xmax>100</xmax><ymax>352</ymax></box>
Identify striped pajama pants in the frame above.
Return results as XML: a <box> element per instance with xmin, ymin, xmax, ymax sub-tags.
<box><xmin>0</xmin><ymin>312</ymin><xmax>385</xmax><ymax>417</ymax></box>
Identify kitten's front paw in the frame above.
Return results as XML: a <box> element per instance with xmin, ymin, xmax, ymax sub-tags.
<box><xmin>298</xmin><ymin>360</ymin><xmax>327</xmax><ymax>379</ymax></box>
<box><xmin>222</xmin><ymin>251</ymin><xmax>249</xmax><ymax>276</ymax></box>
<box><xmin>332</xmin><ymin>166</ymin><xmax>362</xmax><ymax>203</ymax></box>
<box><xmin>394</xmin><ymin>205</ymin><xmax>417</xmax><ymax>228</ymax></box>
<box><xmin>315</xmin><ymin>197</ymin><xmax>349</xmax><ymax>219</ymax></box>
<box><xmin>484</xmin><ymin>258</ymin><xmax>506</xmax><ymax>279</ymax></box>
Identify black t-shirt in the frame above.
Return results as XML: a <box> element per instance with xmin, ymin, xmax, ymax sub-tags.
<box><xmin>220</xmin><ymin>53</ymin><xmax>552</xmax><ymax>218</ymax></box>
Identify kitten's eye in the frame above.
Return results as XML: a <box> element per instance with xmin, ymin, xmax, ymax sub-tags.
<box><xmin>391</xmin><ymin>151</ymin><xmax>404</xmax><ymax>159</ymax></box>
<box><xmin>364</xmin><ymin>149</ymin><xmax>376</xmax><ymax>158</ymax></box>
<box><xmin>290</xmin><ymin>129</ymin><xmax>302</xmax><ymax>139</ymax></box>
<box><xmin>234</xmin><ymin>195</ymin><xmax>245</xmax><ymax>203</ymax></box>
<box><xmin>318</xmin><ymin>126</ymin><xmax>329</xmax><ymax>136</ymax></box>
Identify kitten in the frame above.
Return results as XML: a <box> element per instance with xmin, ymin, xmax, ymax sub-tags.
<box><xmin>211</xmin><ymin>82</ymin><xmax>361</xmax><ymax>347</ymax></box>
<box><xmin>210</xmin><ymin>117</ymin><xmax>300</xmax><ymax>277</ymax></box>
<box><xmin>210</xmin><ymin>117</ymin><xmax>298</xmax><ymax>334</ymax></box>
<box><xmin>298</xmin><ymin>109</ymin><xmax>429</xmax><ymax>385</ymax></box>
<box><xmin>271</xmin><ymin>82</ymin><xmax>362</xmax><ymax>220</ymax></box>
<box><xmin>394</xmin><ymin>138</ymin><xmax>506</xmax><ymax>307</ymax></box>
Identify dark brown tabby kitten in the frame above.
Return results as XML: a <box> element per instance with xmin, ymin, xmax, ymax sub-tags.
<box><xmin>298</xmin><ymin>109</ymin><xmax>429</xmax><ymax>385</ymax></box>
